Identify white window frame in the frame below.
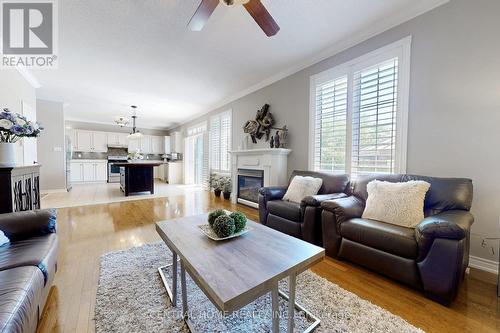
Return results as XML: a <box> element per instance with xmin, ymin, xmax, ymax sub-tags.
<box><xmin>309</xmin><ymin>36</ymin><xmax>411</xmax><ymax>175</ymax></box>
<box><xmin>209</xmin><ymin>110</ymin><xmax>232</xmax><ymax>173</ymax></box>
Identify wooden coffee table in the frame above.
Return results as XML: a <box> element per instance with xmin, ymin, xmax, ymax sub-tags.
<box><xmin>156</xmin><ymin>213</ymin><xmax>325</xmax><ymax>333</ymax></box>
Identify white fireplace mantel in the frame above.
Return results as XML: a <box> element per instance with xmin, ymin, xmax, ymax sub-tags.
<box><xmin>229</xmin><ymin>148</ymin><xmax>292</xmax><ymax>207</ymax></box>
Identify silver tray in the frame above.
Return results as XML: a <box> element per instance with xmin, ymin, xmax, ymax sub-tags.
<box><xmin>198</xmin><ymin>224</ymin><xmax>251</xmax><ymax>241</ymax></box>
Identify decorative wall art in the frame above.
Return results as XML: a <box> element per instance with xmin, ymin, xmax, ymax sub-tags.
<box><xmin>243</xmin><ymin>104</ymin><xmax>288</xmax><ymax>148</ymax></box>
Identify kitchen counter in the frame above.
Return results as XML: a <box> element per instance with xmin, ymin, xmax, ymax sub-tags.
<box><xmin>114</xmin><ymin>161</ymin><xmax>166</xmax><ymax>166</ymax></box>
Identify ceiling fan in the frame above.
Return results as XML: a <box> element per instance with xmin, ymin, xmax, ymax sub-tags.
<box><xmin>188</xmin><ymin>0</ymin><xmax>280</xmax><ymax>37</ymax></box>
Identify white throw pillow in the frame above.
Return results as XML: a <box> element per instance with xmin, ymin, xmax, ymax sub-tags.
<box><xmin>362</xmin><ymin>180</ymin><xmax>431</xmax><ymax>228</ymax></box>
<box><xmin>283</xmin><ymin>176</ymin><xmax>323</xmax><ymax>204</ymax></box>
<box><xmin>0</xmin><ymin>230</ymin><xmax>9</xmax><ymax>247</ymax></box>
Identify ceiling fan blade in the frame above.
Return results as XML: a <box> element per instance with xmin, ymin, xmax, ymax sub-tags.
<box><xmin>188</xmin><ymin>0</ymin><xmax>220</xmax><ymax>31</ymax></box>
<box><xmin>243</xmin><ymin>0</ymin><xmax>280</xmax><ymax>37</ymax></box>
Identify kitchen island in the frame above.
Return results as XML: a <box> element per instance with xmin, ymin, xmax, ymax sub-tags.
<box><xmin>115</xmin><ymin>161</ymin><xmax>165</xmax><ymax>196</ymax></box>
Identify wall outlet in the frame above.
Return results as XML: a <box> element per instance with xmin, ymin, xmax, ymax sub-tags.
<box><xmin>53</xmin><ymin>146</ymin><xmax>62</xmax><ymax>152</ymax></box>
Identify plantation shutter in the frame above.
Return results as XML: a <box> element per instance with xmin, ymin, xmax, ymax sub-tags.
<box><xmin>220</xmin><ymin>112</ymin><xmax>231</xmax><ymax>172</ymax></box>
<box><xmin>202</xmin><ymin>131</ymin><xmax>210</xmax><ymax>190</ymax></box>
<box><xmin>210</xmin><ymin>117</ymin><xmax>221</xmax><ymax>171</ymax></box>
<box><xmin>209</xmin><ymin>111</ymin><xmax>232</xmax><ymax>173</ymax></box>
<box><xmin>351</xmin><ymin>58</ymin><xmax>399</xmax><ymax>175</ymax></box>
<box><xmin>313</xmin><ymin>75</ymin><xmax>348</xmax><ymax>172</ymax></box>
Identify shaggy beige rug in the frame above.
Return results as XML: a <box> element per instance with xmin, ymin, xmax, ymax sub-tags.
<box><xmin>95</xmin><ymin>242</ymin><xmax>425</xmax><ymax>333</ymax></box>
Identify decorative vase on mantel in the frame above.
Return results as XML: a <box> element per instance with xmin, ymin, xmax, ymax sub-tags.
<box><xmin>0</xmin><ymin>108</ymin><xmax>43</xmax><ymax>167</ymax></box>
<box><xmin>0</xmin><ymin>142</ymin><xmax>16</xmax><ymax>166</ymax></box>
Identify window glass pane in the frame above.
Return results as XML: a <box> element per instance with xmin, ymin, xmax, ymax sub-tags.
<box><xmin>351</xmin><ymin>58</ymin><xmax>398</xmax><ymax>175</ymax></box>
<box><xmin>314</xmin><ymin>76</ymin><xmax>348</xmax><ymax>172</ymax></box>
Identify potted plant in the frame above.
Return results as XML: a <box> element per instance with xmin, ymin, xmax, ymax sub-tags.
<box><xmin>0</xmin><ymin>108</ymin><xmax>43</xmax><ymax>166</ymax></box>
<box><xmin>210</xmin><ymin>173</ymin><xmax>223</xmax><ymax>197</ymax></box>
<box><xmin>222</xmin><ymin>176</ymin><xmax>232</xmax><ymax>200</ymax></box>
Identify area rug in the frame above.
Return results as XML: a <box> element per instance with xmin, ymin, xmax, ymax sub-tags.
<box><xmin>95</xmin><ymin>242</ymin><xmax>425</xmax><ymax>333</ymax></box>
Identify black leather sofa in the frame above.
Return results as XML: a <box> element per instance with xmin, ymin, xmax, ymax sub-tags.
<box><xmin>0</xmin><ymin>209</ymin><xmax>59</xmax><ymax>333</ymax></box>
<box><xmin>258</xmin><ymin>170</ymin><xmax>350</xmax><ymax>245</ymax></box>
<box><xmin>321</xmin><ymin>174</ymin><xmax>473</xmax><ymax>304</ymax></box>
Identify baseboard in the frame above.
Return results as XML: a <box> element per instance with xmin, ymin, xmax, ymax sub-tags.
<box><xmin>41</xmin><ymin>188</ymin><xmax>68</xmax><ymax>194</ymax></box>
<box><xmin>469</xmin><ymin>255</ymin><xmax>499</xmax><ymax>275</ymax></box>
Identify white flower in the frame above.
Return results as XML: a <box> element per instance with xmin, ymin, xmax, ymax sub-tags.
<box><xmin>0</xmin><ymin>119</ymin><xmax>13</xmax><ymax>129</ymax></box>
<box><xmin>16</xmin><ymin>117</ymin><xmax>27</xmax><ymax>126</ymax></box>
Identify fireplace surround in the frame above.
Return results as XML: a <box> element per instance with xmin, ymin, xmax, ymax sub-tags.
<box><xmin>229</xmin><ymin>148</ymin><xmax>291</xmax><ymax>208</ymax></box>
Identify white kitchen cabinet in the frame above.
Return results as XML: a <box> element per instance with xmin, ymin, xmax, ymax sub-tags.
<box><xmin>70</xmin><ymin>160</ymin><xmax>108</xmax><ymax>183</ymax></box>
<box><xmin>70</xmin><ymin>162</ymin><xmax>83</xmax><ymax>182</ymax></box>
<box><xmin>151</xmin><ymin>136</ymin><xmax>164</xmax><ymax>154</ymax></box>
<box><xmin>128</xmin><ymin>138</ymin><xmax>141</xmax><ymax>153</ymax></box>
<box><xmin>108</xmin><ymin>132</ymin><xmax>129</xmax><ymax>147</ymax></box>
<box><xmin>76</xmin><ymin>130</ymin><xmax>93</xmax><ymax>152</ymax></box>
<box><xmin>95</xmin><ymin>162</ymin><xmax>108</xmax><ymax>181</ymax></box>
<box><xmin>118</xmin><ymin>133</ymin><xmax>128</xmax><ymax>146</ymax></box>
<box><xmin>141</xmin><ymin>136</ymin><xmax>152</xmax><ymax>154</ymax></box>
<box><xmin>171</xmin><ymin>131</ymin><xmax>183</xmax><ymax>152</ymax></box>
<box><xmin>107</xmin><ymin>132</ymin><xmax>119</xmax><ymax>145</ymax></box>
<box><xmin>164</xmin><ymin>136</ymin><xmax>171</xmax><ymax>154</ymax></box>
<box><xmin>75</xmin><ymin>130</ymin><xmax>108</xmax><ymax>152</ymax></box>
<box><xmin>92</xmin><ymin>132</ymin><xmax>108</xmax><ymax>152</ymax></box>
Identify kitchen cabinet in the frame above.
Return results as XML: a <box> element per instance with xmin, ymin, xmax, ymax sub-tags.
<box><xmin>75</xmin><ymin>130</ymin><xmax>108</xmax><ymax>152</ymax></box>
<box><xmin>128</xmin><ymin>135</ymin><xmax>165</xmax><ymax>154</ymax></box>
<box><xmin>141</xmin><ymin>136</ymin><xmax>151</xmax><ymax>154</ymax></box>
<box><xmin>171</xmin><ymin>131</ymin><xmax>183</xmax><ymax>153</ymax></box>
<box><xmin>164</xmin><ymin>136</ymin><xmax>171</xmax><ymax>154</ymax></box>
<box><xmin>151</xmin><ymin>136</ymin><xmax>164</xmax><ymax>154</ymax></box>
<box><xmin>76</xmin><ymin>130</ymin><xmax>92</xmax><ymax>152</ymax></box>
<box><xmin>71</xmin><ymin>160</ymin><xmax>108</xmax><ymax>183</ymax></box>
<box><xmin>92</xmin><ymin>132</ymin><xmax>108</xmax><ymax>152</ymax></box>
<box><xmin>154</xmin><ymin>164</ymin><xmax>166</xmax><ymax>180</ymax></box>
<box><xmin>128</xmin><ymin>138</ymin><xmax>141</xmax><ymax>153</ymax></box>
<box><xmin>118</xmin><ymin>133</ymin><xmax>128</xmax><ymax>146</ymax></box>
<box><xmin>108</xmin><ymin>132</ymin><xmax>129</xmax><ymax>147</ymax></box>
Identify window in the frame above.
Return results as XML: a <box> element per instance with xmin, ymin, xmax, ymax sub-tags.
<box><xmin>310</xmin><ymin>37</ymin><xmax>410</xmax><ymax>176</ymax></box>
<box><xmin>210</xmin><ymin>111</ymin><xmax>232</xmax><ymax>173</ymax></box>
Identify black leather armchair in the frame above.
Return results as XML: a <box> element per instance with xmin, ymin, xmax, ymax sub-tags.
<box><xmin>259</xmin><ymin>170</ymin><xmax>350</xmax><ymax>245</ymax></box>
<box><xmin>0</xmin><ymin>209</ymin><xmax>59</xmax><ymax>333</ymax></box>
<box><xmin>321</xmin><ymin>174</ymin><xmax>473</xmax><ymax>305</ymax></box>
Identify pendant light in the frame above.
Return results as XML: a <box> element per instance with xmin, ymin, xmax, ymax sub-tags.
<box><xmin>127</xmin><ymin>105</ymin><xmax>144</xmax><ymax>140</ymax></box>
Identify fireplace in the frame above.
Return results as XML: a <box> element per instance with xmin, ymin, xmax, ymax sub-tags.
<box><xmin>237</xmin><ymin>169</ymin><xmax>264</xmax><ymax>208</ymax></box>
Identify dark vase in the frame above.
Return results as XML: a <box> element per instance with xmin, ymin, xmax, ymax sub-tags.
<box><xmin>223</xmin><ymin>192</ymin><xmax>231</xmax><ymax>200</ymax></box>
<box><xmin>214</xmin><ymin>189</ymin><xmax>222</xmax><ymax>197</ymax></box>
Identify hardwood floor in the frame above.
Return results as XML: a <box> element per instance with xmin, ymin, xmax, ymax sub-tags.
<box><xmin>37</xmin><ymin>191</ymin><xmax>500</xmax><ymax>333</ymax></box>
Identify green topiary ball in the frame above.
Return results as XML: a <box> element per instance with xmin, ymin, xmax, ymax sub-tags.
<box><xmin>212</xmin><ymin>215</ymin><xmax>235</xmax><ymax>238</ymax></box>
<box><xmin>229</xmin><ymin>212</ymin><xmax>247</xmax><ymax>233</ymax></box>
<box><xmin>208</xmin><ymin>209</ymin><xmax>226</xmax><ymax>227</ymax></box>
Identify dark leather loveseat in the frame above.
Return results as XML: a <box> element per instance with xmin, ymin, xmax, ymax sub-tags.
<box><xmin>321</xmin><ymin>174</ymin><xmax>473</xmax><ymax>304</ymax></box>
<box><xmin>0</xmin><ymin>209</ymin><xmax>59</xmax><ymax>333</ymax></box>
<box><xmin>258</xmin><ymin>170</ymin><xmax>350</xmax><ymax>245</ymax></box>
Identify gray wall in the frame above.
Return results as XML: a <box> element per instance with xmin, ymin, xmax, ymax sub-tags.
<box><xmin>37</xmin><ymin>99</ymin><xmax>67</xmax><ymax>191</ymax></box>
<box><xmin>66</xmin><ymin>120</ymin><xmax>169</xmax><ymax>136</ymax></box>
<box><xmin>170</xmin><ymin>0</ymin><xmax>500</xmax><ymax>263</ymax></box>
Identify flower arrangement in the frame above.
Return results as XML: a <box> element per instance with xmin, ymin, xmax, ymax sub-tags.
<box><xmin>0</xmin><ymin>108</ymin><xmax>43</xmax><ymax>143</ymax></box>
<box><xmin>127</xmin><ymin>149</ymin><xmax>144</xmax><ymax>160</ymax></box>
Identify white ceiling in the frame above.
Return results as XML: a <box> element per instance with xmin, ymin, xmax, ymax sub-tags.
<box><xmin>34</xmin><ymin>0</ymin><xmax>446</xmax><ymax>130</ymax></box>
